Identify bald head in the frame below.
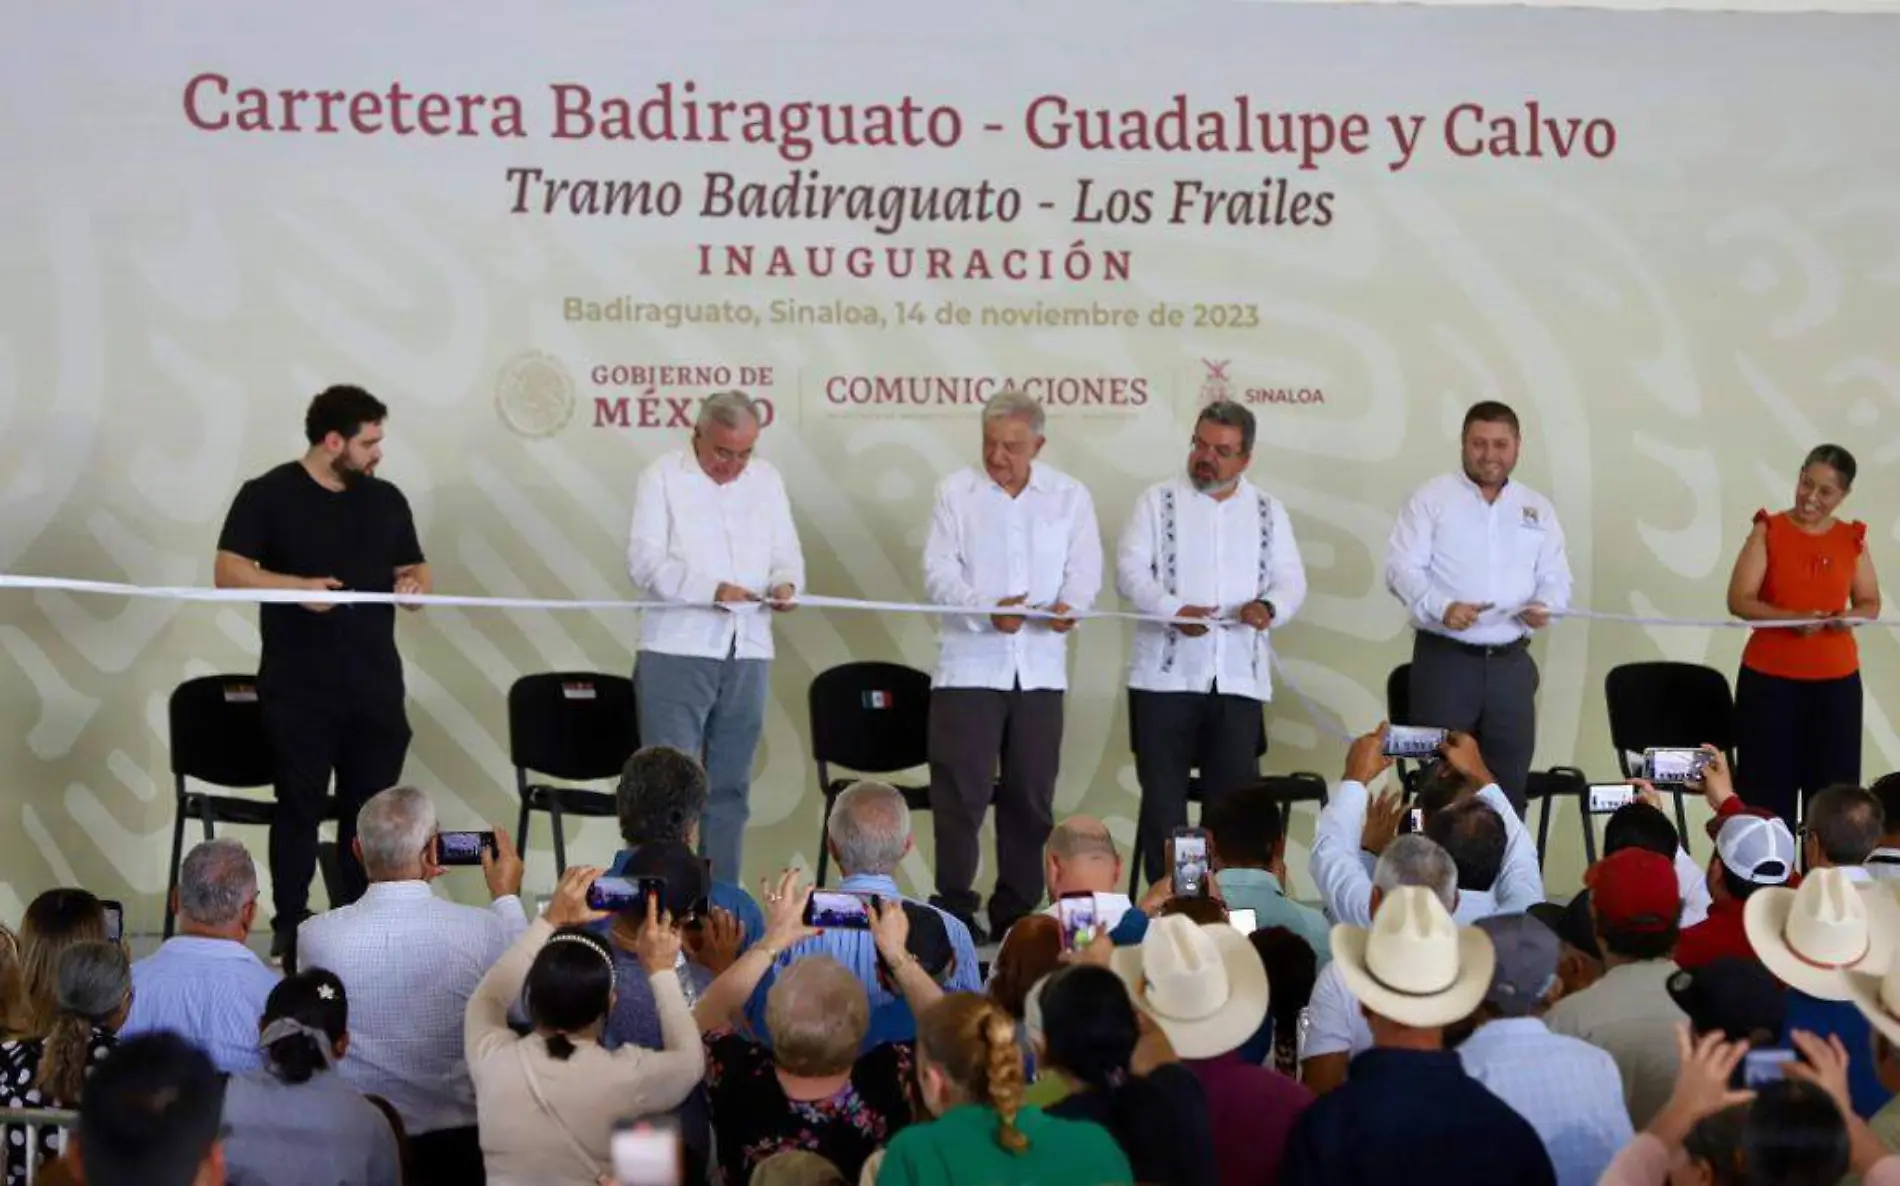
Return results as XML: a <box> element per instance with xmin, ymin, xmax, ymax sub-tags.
<box><xmin>1046</xmin><ymin>816</ymin><xmax>1122</xmax><ymax>900</ymax></box>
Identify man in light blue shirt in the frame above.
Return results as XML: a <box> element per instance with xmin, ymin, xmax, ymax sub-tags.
<box><xmin>745</xmin><ymin>780</ymin><xmax>980</xmax><ymax>1050</ymax></box>
<box><xmin>1203</xmin><ymin>779</ymin><xmax>1332</xmax><ymax>964</ymax></box>
<box><xmin>121</xmin><ymin>838</ymin><xmax>279</xmax><ymax>1073</ymax></box>
<box><xmin>1454</xmin><ymin>914</ymin><xmax>1632</xmax><ymax>1186</ymax></box>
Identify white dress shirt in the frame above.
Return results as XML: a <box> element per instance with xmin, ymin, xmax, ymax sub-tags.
<box><xmin>1385</xmin><ymin>472</ymin><xmax>1573</xmax><ymax>647</ymax></box>
<box><xmin>297</xmin><ymin>881</ymin><xmax>528</xmax><ymax>1136</ymax></box>
<box><xmin>1457</xmin><ymin>1017</ymin><xmax>1636</xmax><ymax>1186</ymax></box>
<box><xmin>1311</xmin><ymin>777</ymin><xmax>1545</xmax><ymax>927</ymax></box>
<box><xmin>1675</xmin><ymin>848</ymin><xmax>1713</xmax><ymax>929</ymax></box>
<box><xmin>1867</xmin><ymin>846</ymin><xmax>1900</xmax><ymax>880</ymax></box>
<box><xmin>1116</xmin><ymin>475</ymin><xmax>1306</xmax><ymax>701</ymax></box>
<box><xmin>923</xmin><ymin>463</ymin><xmax>1102</xmax><ymax>692</ymax></box>
<box><xmin>625</xmin><ymin>450</ymin><xmax>805</xmax><ymax>661</ymax></box>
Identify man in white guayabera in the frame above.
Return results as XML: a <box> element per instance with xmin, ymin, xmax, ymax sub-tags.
<box><xmin>922</xmin><ymin>389</ymin><xmax>1103</xmax><ymax>942</ymax></box>
<box><xmin>1116</xmin><ymin>399</ymin><xmax>1307</xmax><ymax>887</ymax></box>
<box><xmin>626</xmin><ymin>390</ymin><xmax>805</xmax><ymax>884</ymax></box>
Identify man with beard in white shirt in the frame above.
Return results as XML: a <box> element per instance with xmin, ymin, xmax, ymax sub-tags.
<box><xmin>1385</xmin><ymin>401</ymin><xmax>1572</xmax><ymax>811</ymax></box>
<box><xmin>923</xmin><ymin>390</ymin><xmax>1103</xmax><ymax>940</ymax></box>
<box><xmin>1116</xmin><ymin>400</ymin><xmax>1306</xmax><ymax>886</ymax></box>
<box><xmin>626</xmin><ymin>390</ymin><xmax>805</xmax><ymax>884</ymax></box>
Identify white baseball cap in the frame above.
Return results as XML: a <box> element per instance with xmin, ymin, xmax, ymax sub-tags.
<box><xmin>1715</xmin><ymin>812</ymin><xmax>1795</xmax><ymax>886</ymax></box>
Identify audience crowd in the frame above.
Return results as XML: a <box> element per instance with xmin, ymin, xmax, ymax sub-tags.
<box><xmin>6</xmin><ymin>730</ymin><xmax>1900</xmax><ymax>1186</ymax></box>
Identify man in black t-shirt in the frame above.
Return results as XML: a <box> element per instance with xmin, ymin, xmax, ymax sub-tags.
<box><xmin>214</xmin><ymin>385</ymin><xmax>429</xmax><ymax>958</ymax></box>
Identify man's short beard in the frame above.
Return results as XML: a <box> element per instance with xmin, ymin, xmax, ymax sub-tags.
<box><xmin>1191</xmin><ymin>472</ymin><xmax>1239</xmax><ymax>496</ymax></box>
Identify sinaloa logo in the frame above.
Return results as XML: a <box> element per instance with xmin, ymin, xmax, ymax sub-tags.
<box><xmin>1198</xmin><ymin>359</ymin><xmax>1233</xmax><ymax>406</ymax></box>
<box><xmin>495</xmin><ymin>350</ymin><xmax>578</xmax><ymax>438</ymax></box>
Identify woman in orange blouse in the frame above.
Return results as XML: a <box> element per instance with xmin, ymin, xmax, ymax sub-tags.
<box><xmin>1726</xmin><ymin>445</ymin><xmax>1881</xmax><ymax>827</ymax></box>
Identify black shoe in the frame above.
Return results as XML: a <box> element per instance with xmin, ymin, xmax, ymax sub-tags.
<box><xmin>929</xmin><ymin>896</ymin><xmax>989</xmax><ymax>946</ymax></box>
<box><xmin>988</xmin><ymin>910</ymin><xmax>1028</xmax><ymax>941</ymax></box>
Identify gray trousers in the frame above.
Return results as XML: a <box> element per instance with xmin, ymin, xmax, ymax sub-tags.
<box><xmin>927</xmin><ymin>686</ymin><xmax>1064</xmax><ymax>929</ymax></box>
<box><xmin>633</xmin><ymin>650</ymin><xmax>769</xmax><ymax>884</ymax></box>
<box><xmin>1408</xmin><ymin>630</ymin><xmax>1538</xmax><ymax>813</ymax></box>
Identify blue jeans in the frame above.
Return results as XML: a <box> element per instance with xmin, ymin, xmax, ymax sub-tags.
<box><xmin>634</xmin><ymin>651</ymin><xmax>769</xmax><ymax>884</ymax></box>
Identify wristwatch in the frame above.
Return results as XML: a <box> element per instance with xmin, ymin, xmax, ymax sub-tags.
<box><xmin>1258</xmin><ymin>599</ymin><xmax>1277</xmax><ymax>621</ymax></box>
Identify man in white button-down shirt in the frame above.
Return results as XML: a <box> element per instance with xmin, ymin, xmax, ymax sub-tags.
<box><xmin>1116</xmin><ymin>400</ymin><xmax>1307</xmax><ymax>884</ymax></box>
<box><xmin>626</xmin><ymin>390</ymin><xmax>806</xmax><ymax>883</ymax></box>
<box><xmin>1385</xmin><ymin>401</ymin><xmax>1572</xmax><ymax>811</ymax></box>
<box><xmin>297</xmin><ymin>785</ymin><xmax>528</xmax><ymax>1186</ymax></box>
<box><xmin>923</xmin><ymin>391</ymin><xmax>1103</xmax><ymax>938</ymax></box>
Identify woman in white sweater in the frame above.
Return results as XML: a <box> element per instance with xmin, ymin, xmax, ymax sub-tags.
<box><xmin>465</xmin><ymin>866</ymin><xmax>705</xmax><ymax>1186</ymax></box>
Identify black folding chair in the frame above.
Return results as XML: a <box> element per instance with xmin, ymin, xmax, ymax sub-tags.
<box><xmin>1523</xmin><ymin>765</ymin><xmax>1595</xmax><ymax>869</ymax></box>
<box><xmin>1606</xmin><ymin>662</ymin><xmax>1737</xmax><ymax>853</ymax></box>
<box><xmin>166</xmin><ymin>674</ymin><xmax>338</xmax><ymax>940</ymax></box>
<box><xmin>1384</xmin><ymin>663</ymin><xmax>1436</xmax><ymax>799</ymax></box>
<box><xmin>507</xmin><ymin>672</ymin><xmax>639</xmax><ymax>876</ymax></box>
<box><xmin>1125</xmin><ymin>691</ymin><xmax>1278</xmax><ymax>896</ymax></box>
<box><xmin>807</xmin><ymin>662</ymin><xmax>935</xmax><ymax>886</ymax></box>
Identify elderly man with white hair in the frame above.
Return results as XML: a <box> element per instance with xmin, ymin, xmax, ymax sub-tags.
<box><xmin>923</xmin><ymin>389</ymin><xmax>1102</xmax><ymax>941</ymax></box>
<box><xmin>627</xmin><ymin>389</ymin><xmax>805</xmax><ymax>884</ymax></box>
<box><xmin>745</xmin><ymin>781</ymin><xmax>981</xmax><ymax>1049</ymax></box>
<box><xmin>297</xmin><ymin>784</ymin><xmax>527</xmax><ymax>1186</ymax></box>
<box><xmin>121</xmin><ymin>838</ymin><xmax>279</xmax><ymax>1073</ymax></box>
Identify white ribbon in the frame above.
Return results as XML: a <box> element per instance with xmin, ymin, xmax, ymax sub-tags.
<box><xmin>0</xmin><ymin>573</ymin><xmax>1867</xmax><ymax>632</ymax></box>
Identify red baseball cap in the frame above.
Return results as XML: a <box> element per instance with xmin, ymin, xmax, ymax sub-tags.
<box><xmin>1586</xmin><ymin>848</ymin><xmax>1681</xmax><ymax>933</ymax></box>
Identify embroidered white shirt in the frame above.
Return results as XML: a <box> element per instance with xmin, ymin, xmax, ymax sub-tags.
<box><xmin>1385</xmin><ymin>472</ymin><xmax>1573</xmax><ymax>647</ymax></box>
<box><xmin>1115</xmin><ymin>475</ymin><xmax>1306</xmax><ymax>701</ymax></box>
<box><xmin>625</xmin><ymin>450</ymin><xmax>806</xmax><ymax>661</ymax></box>
<box><xmin>922</xmin><ymin>463</ymin><xmax>1103</xmax><ymax>692</ymax></box>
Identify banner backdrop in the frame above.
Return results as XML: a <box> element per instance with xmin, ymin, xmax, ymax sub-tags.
<box><xmin>2</xmin><ymin>1</ymin><xmax>1897</xmax><ymax>925</ymax></box>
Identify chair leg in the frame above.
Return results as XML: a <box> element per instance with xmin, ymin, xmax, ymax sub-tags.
<box><xmin>1127</xmin><ymin>820</ymin><xmax>1147</xmax><ymax>899</ymax></box>
<box><xmin>1673</xmin><ymin>789</ymin><xmax>1692</xmax><ymax>856</ymax></box>
<box><xmin>199</xmin><ymin>798</ymin><xmax>216</xmax><ymax>841</ymax></box>
<box><xmin>549</xmin><ymin>801</ymin><xmax>569</xmax><ymax>878</ymax></box>
<box><xmin>1535</xmin><ymin>794</ymin><xmax>1553</xmax><ymax>872</ymax></box>
<box><xmin>1579</xmin><ymin>788</ymin><xmax>1599</xmax><ymax>865</ymax></box>
<box><xmin>164</xmin><ymin>796</ymin><xmax>189</xmax><ymax>941</ymax></box>
<box><xmin>516</xmin><ymin>797</ymin><xmax>532</xmax><ymax>862</ymax></box>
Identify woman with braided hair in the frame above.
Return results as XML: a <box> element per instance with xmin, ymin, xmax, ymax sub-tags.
<box><xmin>874</xmin><ymin>992</ymin><xmax>1132</xmax><ymax>1186</ymax></box>
<box><xmin>220</xmin><ymin>968</ymin><xmax>400</xmax><ymax>1186</ymax></box>
<box><xmin>466</xmin><ymin>866</ymin><xmax>705</xmax><ymax>1186</ymax></box>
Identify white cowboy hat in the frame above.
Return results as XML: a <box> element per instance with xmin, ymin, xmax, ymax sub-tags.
<box><xmin>1743</xmin><ymin>868</ymin><xmax>1897</xmax><ymax>1001</ymax></box>
<box><xmin>1332</xmin><ymin>886</ymin><xmax>1496</xmax><ymax>1029</ymax></box>
<box><xmin>1109</xmin><ymin>914</ymin><xmax>1268</xmax><ymax>1060</ymax></box>
<box><xmin>1844</xmin><ymin>954</ymin><xmax>1900</xmax><ymax>1049</ymax></box>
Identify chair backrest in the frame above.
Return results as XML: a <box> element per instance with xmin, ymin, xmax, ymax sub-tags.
<box><xmin>1386</xmin><ymin>664</ymin><xmax>1413</xmax><ymax>726</ymax></box>
<box><xmin>507</xmin><ymin>672</ymin><xmax>640</xmax><ymax>782</ymax></box>
<box><xmin>168</xmin><ymin>675</ymin><xmax>274</xmax><ymax>788</ymax></box>
<box><xmin>807</xmin><ymin>662</ymin><xmax>933</xmax><ymax>775</ymax></box>
<box><xmin>1605</xmin><ymin>662</ymin><xmax>1736</xmax><ymax>754</ymax></box>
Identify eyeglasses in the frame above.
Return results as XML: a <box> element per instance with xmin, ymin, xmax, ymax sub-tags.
<box><xmin>1190</xmin><ymin>436</ymin><xmax>1244</xmax><ymax>461</ymax></box>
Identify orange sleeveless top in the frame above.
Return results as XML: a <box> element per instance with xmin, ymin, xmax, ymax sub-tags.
<box><xmin>1741</xmin><ymin>509</ymin><xmax>1865</xmax><ymax>681</ymax></box>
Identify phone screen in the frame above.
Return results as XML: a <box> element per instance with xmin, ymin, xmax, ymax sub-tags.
<box><xmin>803</xmin><ymin>890</ymin><xmax>873</xmax><ymax>930</ymax></box>
<box><xmin>1171</xmin><ymin>830</ymin><xmax>1209</xmax><ymax>898</ymax></box>
<box><xmin>1587</xmin><ymin>784</ymin><xmax>1637</xmax><ymax>814</ymax></box>
<box><xmin>588</xmin><ymin>876</ymin><xmax>665</xmax><ymax>912</ymax></box>
<box><xmin>1384</xmin><ymin>725</ymin><xmax>1448</xmax><ymax>760</ymax></box>
<box><xmin>1743</xmin><ymin>1048</ymin><xmax>1797</xmax><ymax>1088</ymax></box>
<box><xmin>436</xmin><ymin>831</ymin><xmax>495</xmax><ymax>867</ymax></box>
<box><xmin>611</xmin><ymin>1117</ymin><xmax>681</xmax><ymax>1186</ymax></box>
<box><xmin>1056</xmin><ymin>893</ymin><xmax>1101</xmax><ymax>952</ymax></box>
<box><xmin>101</xmin><ymin>900</ymin><xmax>123</xmax><ymax>944</ymax></box>
<box><xmin>1645</xmin><ymin>748</ymin><xmax>1712</xmax><ymax>785</ymax></box>
<box><xmin>1228</xmin><ymin>907</ymin><xmax>1258</xmax><ymax>934</ymax></box>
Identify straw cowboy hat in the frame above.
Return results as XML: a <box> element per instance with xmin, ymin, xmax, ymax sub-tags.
<box><xmin>1109</xmin><ymin>914</ymin><xmax>1269</xmax><ymax>1060</ymax></box>
<box><xmin>1845</xmin><ymin>954</ymin><xmax>1900</xmax><ymax>1049</ymax></box>
<box><xmin>1743</xmin><ymin>867</ymin><xmax>1898</xmax><ymax>1001</ymax></box>
<box><xmin>1332</xmin><ymin>886</ymin><xmax>1496</xmax><ymax>1029</ymax></box>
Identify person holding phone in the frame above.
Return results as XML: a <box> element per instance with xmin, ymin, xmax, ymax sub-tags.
<box><xmin>1726</xmin><ymin>445</ymin><xmax>1882</xmax><ymax>829</ymax></box>
<box><xmin>1384</xmin><ymin>401</ymin><xmax>1572</xmax><ymax>812</ymax></box>
<box><xmin>923</xmin><ymin>390</ymin><xmax>1104</xmax><ymax>943</ymax></box>
<box><xmin>626</xmin><ymin>390</ymin><xmax>805</xmax><ymax>885</ymax></box>
<box><xmin>214</xmin><ymin>385</ymin><xmax>429</xmax><ymax>960</ymax></box>
<box><xmin>1117</xmin><ymin>400</ymin><xmax>1308</xmax><ymax>885</ymax></box>
<box><xmin>466</xmin><ymin>867</ymin><xmax>702</xmax><ymax>1186</ymax></box>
